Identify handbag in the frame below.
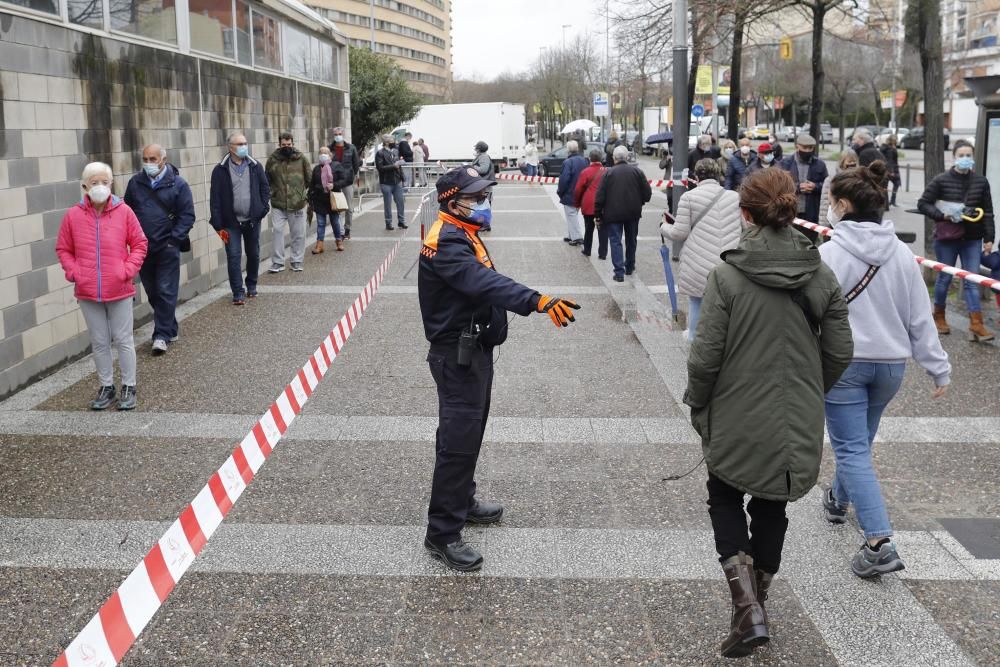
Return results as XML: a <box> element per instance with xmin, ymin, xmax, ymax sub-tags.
<box><xmin>330</xmin><ymin>190</ymin><xmax>349</xmax><ymax>212</ymax></box>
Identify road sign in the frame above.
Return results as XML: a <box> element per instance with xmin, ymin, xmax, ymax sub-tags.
<box><xmin>594</xmin><ymin>91</ymin><xmax>609</xmax><ymax>118</ymax></box>
<box><xmin>780</xmin><ymin>37</ymin><xmax>792</xmax><ymax>60</ymax></box>
<box><xmin>691</xmin><ymin>104</ymin><xmax>705</xmax><ymax>118</ymax></box>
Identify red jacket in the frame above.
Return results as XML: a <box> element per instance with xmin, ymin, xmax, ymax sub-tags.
<box><xmin>573</xmin><ymin>162</ymin><xmax>606</xmax><ymax>215</ymax></box>
<box><xmin>56</xmin><ymin>196</ymin><xmax>148</xmax><ymax>303</ymax></box>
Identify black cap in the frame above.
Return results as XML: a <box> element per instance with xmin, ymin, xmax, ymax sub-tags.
<box><xmin>436</xmin><ymin>165</ymin><xmax>496</xmax><ymax>202</ymax></box>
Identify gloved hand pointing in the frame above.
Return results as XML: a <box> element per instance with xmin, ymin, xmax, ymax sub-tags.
<box><xmin>536</xmin><ymin>295</ymin><xmax>581</xmax><ymax>328</ymax></box>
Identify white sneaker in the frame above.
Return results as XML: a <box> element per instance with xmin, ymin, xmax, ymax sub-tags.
<box><xmin>291</xmin><ymin>262</ymin><xmax>304</xmax><ymax>272</ymax></box>
<box><xmin>268</xmin><ymin>264</ymin><xmax>285</xmax><ymax>273</ymax></box>
<box><xmin>151</xmin><ymin>339</ymin><xmax>168</xmax><ymax>356</ymax></box>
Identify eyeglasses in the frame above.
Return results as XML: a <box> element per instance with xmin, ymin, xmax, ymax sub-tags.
<box><xmin>460</xmin><ymin>191</ymin><xmax>492</xmax><ymax>205</ymax></box>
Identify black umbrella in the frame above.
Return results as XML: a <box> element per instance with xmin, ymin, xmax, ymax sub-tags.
<box><xmin>645</xmin><ymin>131</ymin><xmax>674</xmax><ymax>144</ymax></box>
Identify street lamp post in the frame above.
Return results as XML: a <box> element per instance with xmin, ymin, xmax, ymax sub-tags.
<box><xmin>562</xmin><ymin>24</ymin><xmax>571</xmax><ymax>50</ymax></box>
<box><xmin>671</xmin><ymin>0</ymin><xmax>689</xmax><ymax>214</ymax></box>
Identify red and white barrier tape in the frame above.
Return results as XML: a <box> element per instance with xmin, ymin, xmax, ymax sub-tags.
<box><xmin>494</xmin><ymin>172</ymin><xmax>687</xmax><ymax>189</ymax></box>
<box><xmin>51</xmin><ymin>205</ymin><xmax>422</xmax><ymax>667</ymax></box>
<box><xmin>793</xmin><ymin>219</ymin><xmax>1000</xmax><ymax>293</ymax></box>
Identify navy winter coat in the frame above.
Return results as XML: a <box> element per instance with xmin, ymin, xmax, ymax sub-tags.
<box><xmin>780</xmin><ymin>154</ymin><xmax>829</xmax><ymax>223</ymax></box>
<box><xmin>557</xmin><ymin>154</ymin><xmax>589</xmax><ymax>206</ymax></box>
<box><xmin>724</xmin><ymin>152</ymin><xmax>756</xmax><ymax>191</ymax></box>
<box><xmin>209</xmin><ymin>155</ymin><xmax>271</xmax><ymax>230</ymax></box>
<box><xmin>123</xmin><ymin>164</ymin><xmax>195</xmax><ymax>253</ymax></box>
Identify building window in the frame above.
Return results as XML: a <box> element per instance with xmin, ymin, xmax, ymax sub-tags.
<box><xmin>252</xmin><ymin>9</ymin><xmax>281</xmax><ymax>70</ymax></box>
<box><xmin>286</xmin><ymin>24</ymin><xmax>310</xmax><ymax>77</ymax></box>
<box><xmin>68</xmin><ymin>0</ymin><xmax>104</xmax><ymax>27</ymax></box>
<box><xmin>110</xmin><ymin>0</ymin><xmax>179</xmax><ymax>44</ymax></box>
<box><xmin>189</xmin><ymin>0</ymin><xmax>234</xmax><ymax>58</ymax></box>
<box><xmin>4</xmin><ymin>0</ymin><xmax>58</xmax><ymax>15</ymax></box>
<box><xmin>314</xmin><ymin>36</ymin><xmax>336</xmax><ymax>84</ymax></box>
<box><xmin>235</xmin><ymin>0</ymin><xmax>252</xmax><ymax>65</ymax></box>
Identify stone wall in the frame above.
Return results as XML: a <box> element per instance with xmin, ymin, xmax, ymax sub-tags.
<box><xmin>0</xmin><ymin>12</ymin><xmax>349</xmax><ymax>396</ymax></box>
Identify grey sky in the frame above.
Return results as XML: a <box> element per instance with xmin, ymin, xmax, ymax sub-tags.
<box><xmin>451</xmin><ymin>0</ymin><xmax>605</xmax><ymax>80</ymax></box>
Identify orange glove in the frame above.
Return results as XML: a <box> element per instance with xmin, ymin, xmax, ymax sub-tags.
<box><xmin>536</xmin><ymin>295</ymin><xmax>580</xmax><ymax>328</ymax></box>
<box><xmin>218</xmin><ymin>230</ymin><xmax>230</xmax><ymax>244</ymax></box>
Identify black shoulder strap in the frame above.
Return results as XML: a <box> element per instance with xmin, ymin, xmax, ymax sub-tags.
<box><xmin>144</xmin><ymin>185</ymin><xmax>177</xmax><ymax>222</ymax></box>
<box><xmin>844</xmin><ymin>265</ymin><xmax>880</xmax><ymax>304</ymax></box>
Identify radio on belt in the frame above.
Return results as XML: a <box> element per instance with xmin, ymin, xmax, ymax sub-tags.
<box><xmin>457</xmin><ymin>322</ymin><xmax>480</xmax><ymax>367</ymax></box>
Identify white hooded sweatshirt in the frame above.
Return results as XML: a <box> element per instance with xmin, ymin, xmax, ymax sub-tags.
<box><xmin>818</xmin><ymin>219</ymin><xmax>951</xmax><ymax>386</ymax></box>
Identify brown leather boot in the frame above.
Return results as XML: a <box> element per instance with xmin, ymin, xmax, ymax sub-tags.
<box><xmin>335</xmin><ymin>239</ymin><xmax>344</xmax><ymax>251</ymax></box>
<box><xmin>720</xmin><ymin>553</ymin><xmax>769</xmax><ymax>658</ymax></box>
<box><xmin>754</xmin><ymin>570</ymin><xmax>774</xmax><ymax>625</ymax></box>
<box><xmin>933</xmin><ymin>305</ymin><xmax>949</xmax><ymax>335</ymax></box>
<box><xmin>312</xmin><ymin>240</ymin><xmax>324</xmax><ymax>254</ymax></box>
<box><xmin>969</xmin><ymin>311</ymin><xmax>995</xmax><ymax>342</ymax></box>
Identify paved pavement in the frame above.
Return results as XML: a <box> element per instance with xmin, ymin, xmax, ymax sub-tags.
<box><xmin>1</xmin><ymin>182</ymin><xmax>998</xmax><ymax>665</ymax></box>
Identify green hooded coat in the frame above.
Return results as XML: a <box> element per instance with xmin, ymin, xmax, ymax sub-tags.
<box><xmin>684</xmin><ymin>225</ymin><xmax>853</xmax><ymax>501</ymax></box>
<box><xmin>266</xmin><ymin>147</ymin><xmax>311</xmax><ymax>211</ymax></box>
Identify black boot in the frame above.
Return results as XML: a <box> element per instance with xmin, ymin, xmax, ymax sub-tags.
<box><xmin>90</xmin><ymin>385</ymin><xmax>116</xmax><ymax>410</ymax></box>
<box><xmin>466</xmin><ymin>499</ymin><xmax>503</xmax><ymax>524</ymax></box>
<box><xmin>424</xmin><ymin>537</ymin><xmax>483</xmax><ymax>571</ymax></box>
<box><xmin>720</xmin><ymin>552</ymin><xmax>769</xmax><ymax>658</ymax></box>
<box><xmin>755</xmin><ymin>570</ymin><xmax>774</xmax><ymax>624</ymax></box>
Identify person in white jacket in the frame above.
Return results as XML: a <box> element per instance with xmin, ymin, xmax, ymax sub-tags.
<box><xmin>817</xmin><ymin>161</ymin><xmax>951</xmax><ymax>579</ymax></box>
<box><xmin>659</xmin><ymin>158</ymin><xmax>743</xmax><ymax>340</ymax></box>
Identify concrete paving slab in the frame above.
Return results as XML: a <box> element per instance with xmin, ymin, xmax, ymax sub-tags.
<box><xmin>905</xmin><ymin>580</ymin><xmax>1000</xmax><ymax>666</ymax></box>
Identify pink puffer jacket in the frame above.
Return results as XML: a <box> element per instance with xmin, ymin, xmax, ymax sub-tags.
<box><xmin>56</xmin><ymin>196</ymin><xmax>148</xmax><ymax>302</ymax></box>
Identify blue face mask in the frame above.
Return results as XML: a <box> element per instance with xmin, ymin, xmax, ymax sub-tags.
<box><xmin>334</xmin><ymin>135</ymin><xmax>344</xmax><ymax>143</ymax></box>
<box><xmin>143</xmin><ymin>163</ymin><xmax>162</xmax><ymax>177</ymax></box>
<box><xmin>235</xmin><ymin>146</ymin><xmax>249</xmax><ymax>158</ymax></box>
<box><xmin>468</xmin><ymin>200</ymin><xmax>492</xmax><ymax>226</ymax></box>
<box><xmin>955</xmin><ymin>156</ymin><xmax>974</xmax><ymax>171</ymax></box>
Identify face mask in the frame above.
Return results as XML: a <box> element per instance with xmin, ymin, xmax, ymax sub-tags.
<box><xmin>955</xmin><ymin>156</ymin><xmax>975</xmax><ymax>171</ymax></box>
<box><xmin>334</xmin><ymin>135</ymin><xmax>344</xmax><ymax>143</ymax></box>
<box><xmin>740</xmin><ymin>145</ymin><xmax>750</xmax><ymax>155</ymax></box>
<box><xmin>88</xmin><ymin>184</ymin><xmax>111</xmax><ymax>204</ymax></box>
<box><xmin>468</xmin><ymin>200</ymin><xmax>492</xmax><ymax>226</ymax></box>
<box><xmin>143</xmin><ymin>163</ymin><xmax>162</xmax><ymax>177</ymax></box>
<box><xmin>826</xmin><ymin>203</ymin><xmax>842</xmax><ymax>227</ymax></box>
<box><xmin>797</xmin><ymin>151</ymin><xmax>813</xmax><ymax>162</ymax></box>
<box><xmin>723</xmin><ymin>148</ymin><xmax>734</xmax><ymax>159</ymax></box>
<box><xmin>235</xmin><ymin>146</ymin><xmax>249</xmax><ymax>158</ymax></box>
<box><xmin>319</xmin><ymin>154</ymin><xmax>331</xmax><ymax>164</ymax></box>
<box><xmin>280</xmin><ymin>146</ymin><xmax>294</xmax><ymax>156</ymax></box>
<box><xmin>762</xmin><ymin>154</ymin><xmax>774</xmax><ymax>164</ymax></box>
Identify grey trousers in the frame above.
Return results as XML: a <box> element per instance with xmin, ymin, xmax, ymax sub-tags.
<box><xmin>79</xmin><ymin>298</ymin><xmax>136</xmax><ymax>387</ymax></box>
<box><xmin>271</xmin><ymin>207</ymin><xmax>307</xmax><ymax>265</ymax></box>
<box><xmin>563</xmin><ymin>204</ymin><xmax>584</xmax><ymax>241</ymax></box>
<box><xmin>341</xmin><ymin>184</ymin><xmax>355</xmax><ymax>233</ymax></box>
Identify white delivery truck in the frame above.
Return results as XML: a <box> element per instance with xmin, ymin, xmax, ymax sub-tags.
<box><xmin>641</xmin><ymin>106</ymin><xmax>670</xmax><ymax>154</ymax></box>
<box><xmin>391</xmin><ymin>102</ymin><xmax>526</xmax><ymax>169</ymax></box>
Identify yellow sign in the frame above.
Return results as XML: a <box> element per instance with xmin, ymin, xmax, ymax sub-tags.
<box><xmin>880</xmin><ymin>90</ymin><xmax>893</xmax><ymax>110</ymax></box>
<box><xmin>779</xmin><ymin>37</ymin><xmax>792</xmax><ymax>60</ymax></box>
<box><xmin>695</xmin><ymin>65</ymin><xmax>713</xmax><ymax>95</ymax></box>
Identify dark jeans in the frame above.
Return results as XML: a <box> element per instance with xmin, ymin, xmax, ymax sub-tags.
<box><xmin>380</xmin><ymin>182</ymin><xmax>405</xmax><ymax>227</ymax></box>
<box><xmin>426</xmin><ymin>344</ymin><xmax>493</xmax><ymax>545</ymax></box>
<box><xmin>583</xmin><ymin>214</ymin><xmax>608</xmax><ymax>258</ymax></box>
<box><xmin>607</xmin><ymin>219</ymin><xmax>639</xmax><ymax>277</ymax></box>
<box><xmin>139</xmin><ymin>244</ymin><xmax>181</xmax><ymax>342</ymax></box>
<box><xmin>224</xmin><ymin>220</ymin><xmax>260</xmax><ymax>298</ymax></box>
<box><xmin>707</xmin><ymin>473</ymin><xmax>789</xmax><ymax>575</ymax></box>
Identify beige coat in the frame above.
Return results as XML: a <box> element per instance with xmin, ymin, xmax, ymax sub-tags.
<box><xmin>660</xmin><ymin>179</ymin><xmax>743</xmax><ymax>297</ymax></box>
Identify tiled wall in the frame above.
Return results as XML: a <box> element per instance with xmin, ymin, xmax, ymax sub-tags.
<box><xmin>0</xmin><ymin>13</ymin><xmax>348</xmax><ymax>396</ymax></box>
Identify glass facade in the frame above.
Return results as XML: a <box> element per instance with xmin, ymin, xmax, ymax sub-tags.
<box><xmin>68</xmin><ymin>0</ymin><xmax>103</xmax><ymax>26</ymax></box>
<box><xmin>5</xmin><ymin>0</ymin><xmax>58</xmax><ymax>14</ymax></box>
<box><xmin>109</xmin><ymin>0</ymin><xmax>179</xmax><ymax>44</ymax></box>
<box><xmin>252</xmin><ymin>8</ymin><xmax>281</xmax><ymax>70</ymax></box>
<box><xmin>189</xmin><ymin>0</ymin><xmax>234</xmax><ymax>58</ymax></box>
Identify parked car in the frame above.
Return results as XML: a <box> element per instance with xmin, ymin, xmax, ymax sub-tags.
<box><xmin>900</xmin><ymin>126</ymin><xmax>950</xmax><ymax>151</ymax></box>
<box><xmin>877</xmin><ymin>127</ymin><xmax>909</xmax><ymax>145</ymax></box>
<box><xmin>775</xmin><ymin>126</ymin><xmax>799</xmax><ymax>142</ymax></box>
<box><xmin>749</xmin><ymin>125</ymin><xmax>770</xmax><ymax>140</ymax></box>
<box><xmin>538</xmin><ymin>141</ymin><xmax>606</xmax><ymax>177</ymax></box>
<box><xmin>801</xmin><ymin>123</ymin><xmax>834</xmax><ymax>144</ymax></box>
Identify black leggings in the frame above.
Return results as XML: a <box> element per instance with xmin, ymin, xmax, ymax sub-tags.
<box><xmin>707</xmin><ymin>473</ymin><xmax>789</xmax><ymax>574</ymax></box>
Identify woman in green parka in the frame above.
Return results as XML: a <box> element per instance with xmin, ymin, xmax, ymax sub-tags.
<box><xmin>684</xmin><ymin>168</ymin><xmax>854</xmax><ymax>659</ymax></box>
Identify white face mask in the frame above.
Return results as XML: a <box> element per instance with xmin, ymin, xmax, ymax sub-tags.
<box><xmin>826</xmin><ymin>202</ymin><xmax>842</xmax><ymax>227</ymax></box>
<box><xmin>723</xmin><ymin>148</ymin><xmax>734</xmax><ymax>159</ymax></box>
<box><xmin>740</xmin><ymin>145</ymin><xmax>751</xmax><ymax>155</ymax></box>
<box><xmin>88</xmin><ymin>184</ymin><xmax>111</xmax><ymax>204</ymax></box>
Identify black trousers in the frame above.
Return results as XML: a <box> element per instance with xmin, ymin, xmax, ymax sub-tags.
<box><xmin>582</xmin><ymin>214</ymin><xmax>608</xmax><ymax>258</ymax></box>
<box><xmin>706</xmin><ymin>473</ymin><xmax>789</xmax><ymax>575</ymax></box>
<box><xmin>426</xmin><ymin>344</ymin><xmax>493</xmax><ymax>545</ymax></box>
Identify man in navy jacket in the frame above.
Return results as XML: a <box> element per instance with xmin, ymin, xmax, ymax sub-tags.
<box><xmin>209</xmin><ymin>133</ymin><xmax>271</xmax><ymax>304</ymax></box>
<box><xmin>557</xmin><ymin>140</ymin><xmax>589</xmax><ymax>245</ymax></box>
<box><xmin>780</xmin><ymin>133</ymin><xmax>828</xmax><ymax>242</ymax></box>
<box><xmin>124</xmin><ymin>144</ymin><xmax>195</xmax><ymax>353</ymax></box>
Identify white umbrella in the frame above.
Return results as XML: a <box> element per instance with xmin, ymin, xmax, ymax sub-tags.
<box><xmin>560</xmin><ymin>119</ymin><xmax>598</xmax><ymax>134</ymax></box>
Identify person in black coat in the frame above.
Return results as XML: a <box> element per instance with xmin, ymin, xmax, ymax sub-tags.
<box><xmin>879</xmin><ymin>135</ymin><xmax>901</xmax><ymax>207</ymax></box>
<box><xmin>595</xmin><ymin>145</ymin><xmax>653</xmax><ymax>281</ymax></box>
<box><xmin>852</xmin><ymin>130</ymin><xmax>883</xmax><ymax>168</ymax></box>
<box><xmin>780</xmin><ymin>133</ymin><xmax>828</xmax><ymax>241</ymax></box>
<box><xmin>398</xmin><ymin>132</ymin><xmax>415</xmax><ymax>187</ymax></box>
<box><xmin>308</xmin><ymin>146</ymin><xmax>351</xmax><ymax>253</ymax></box>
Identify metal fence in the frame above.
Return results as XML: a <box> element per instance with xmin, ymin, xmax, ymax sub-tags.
<box><xmin>355</xmin><ymin>162</ymin><xmax>469</xmax><ymax>212</ymax></box>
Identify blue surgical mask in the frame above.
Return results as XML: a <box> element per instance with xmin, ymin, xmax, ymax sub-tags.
<box><xmin>235</xmin><ymin>146</ymin><xmax>249</xmax><ymax>158</ymax></box>
<box><xmin>319</xmin><ymin>154</ymin><xmax>331</xmax><ymax>164</ymax></box>
<box><xmin>143</xmin><ymin>163</ymin><xmax>162</xmax><ymax>177</ymax></box>
<box><xmin>762</xmin><ymin>154</ymin><xmax>774</xmax><ymax>164</ymax></box>
<box><xmin>469</xmin><ymin>200</ymin><xmax>492</xmax><ymax>226</ymax></box>
<box><xmin>955</xmin><ymin>156</ymin><xmax>974</xmax><ymax>171</ymax></box>
<box><xmin>334</xmin><ymin>135</ymin><xmax>344</xmax><ymax>143</ymax></box>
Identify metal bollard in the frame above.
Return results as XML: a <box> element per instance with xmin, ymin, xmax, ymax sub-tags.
<box><xmin>905</xmin><ymin>163</ymin><xmax>910</xmax><ymax>193</ymax></box>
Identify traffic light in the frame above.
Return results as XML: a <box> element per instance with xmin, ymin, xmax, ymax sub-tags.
<box><xmin>780</xmin><ymin>37</ymin><xmax>792</xmax><ymax>60</ymax></box>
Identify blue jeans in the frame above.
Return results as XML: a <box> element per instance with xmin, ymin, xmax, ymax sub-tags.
<box><xmin>316</xmin><ymin>211</ymin><xmax>343</xmax><ymax>241</ymax></box>
<box><xmin>380</xmin><ymin>182</ymin><xmax>405</xmax><ymax>227</ymax></box>
<box><xmin>686</xmin><ymin>296</ymin><xmax>702</xmax><ymax>342</ymax></box>
<box><xmin>933</xmin><ymin>239</ymin><xmax>982</xmax><ymax>312</ymax></box>
<box><xmin>607</xmin><ymin>219</ymin><xmax>639</xmax><ymax>278</ymax></box>
<box><xmin>224</xmin><ymin>220</ymin><xmax>260</xmax><ymax>299</ymax></box>
<box><xmin>524</xmin><ymin>164</ymin><xmax>538</xmax><ymax>177</ymax></box>
<box><xmin>824</xmin><ymin>361</ymin><xmax>904</xmax><ymax>540</ymax></box>
<box><xmin>139</xmin><ymin>244</ymin><xmax>180</xmax><ymax>342</ymax></box>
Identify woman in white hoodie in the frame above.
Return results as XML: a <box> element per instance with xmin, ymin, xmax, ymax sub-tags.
<box><xmin>818</xmin><ymin>161</ymin><xmax>951</xmax><ymax>579</ymax></box>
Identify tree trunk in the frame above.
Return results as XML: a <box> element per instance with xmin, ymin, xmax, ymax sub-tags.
<box><xmin>919</xmin><ymin>0</ymin><xmax>945</xmax><ymax>256</ymax></box>
<box><xmin>808</xmin><ymin>4</ymin><xmax>827</xmax><ymax>143</ymax></box>
<box><xmin>727</xmin><ymin>12</ymin><xmax>746</xmax><ymax>141</ymax></box>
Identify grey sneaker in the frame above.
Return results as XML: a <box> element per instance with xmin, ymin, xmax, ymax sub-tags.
<box><xmin>268</xmin><ymin>263</ymin><xmax>285</xmax><ymax>273</ymax></box>
<box><xmin>823</xmin><ymin>487</ymin><xmax>848</xmax><ymax>524</ymax></box>
<box><xmin>291</xmin><ymin>262</ymin><xmax>304</xmax><ymax>272</ymax></box>
<box><xmin>117</xmin><ymin>385</ymin><xmax>137</xmax><ymax>411</ymax></box>
<box><xmin>851</xmin><ymin>540</ymin><xmax>905</xmax><ymax>578</ymax></box>
<box><xmin>151</xmin><ymin>339</ymin><xmax>168</xmax><ymax>356</ymax></box>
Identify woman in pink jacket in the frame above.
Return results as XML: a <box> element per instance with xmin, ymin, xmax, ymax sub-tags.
<box><xmin>56</xmin><ymin>162</ymin><xmax>148</xmax><ymax>410</ymax></box>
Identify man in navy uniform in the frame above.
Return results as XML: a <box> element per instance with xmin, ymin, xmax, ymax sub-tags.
<box><xmin>418</xmin><ymin>166</ymin><xmax>581</xmax><ymax>571</ymax></box>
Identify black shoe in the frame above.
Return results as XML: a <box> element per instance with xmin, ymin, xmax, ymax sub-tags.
<box><xmin>598</xmin><ymin>255</ymin><xmax>607</xmax><ymax>260</ymax></box>
<box><xmin>613</xmin><ymin>275</ymin><xmax>624</xmax><ymax>282</ymax></box>
<box><xmin>424</xmin><ymin>537</ymin><xmax>483</xmax><ymax>572</ymax></box>
<box><xmin>344</xmin><ymin>230</ymin><xmax>351</xmax><ymax>240</ymax></box>
<box><xmin>117</xmin><ymin>385</ymin><xmax>137</xmax><ymax>411</ymax></box>
<box><xmin>568</xmin><ymin>239</ymin><xmax>583</xmax><ymax>246</ymax></box>
<box><xmin>581</xmin><ymin>250</ymin><xmax>591</xmax><ymax>257</ymax></box>
<box><xmin>398</xmin><ymin>223</ymin><xmax>408</xmax><ymax>229</ymax></box>
<box><xmin>385</xmin><ymin>225</ymin><xmax>395</xmax><ymax>230</ymax></box>
<box><xmin>625</xmin><ymin>269</ymin><xmax>634</xmax><ymax>275</ymax></box>
<box><xmin>90</xmin><ymin>385</ymin><xmax>116</xmax><ymax>410</ymax></box>
<box><xmin>466</xmin><ymin>500</ymin><xmax>504</xmax><ymax>525</ymax></box>
<box><xmin>563</xmin><ymin>237</ymin><xmax>572</xmax><ymax>242</ymax></box>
